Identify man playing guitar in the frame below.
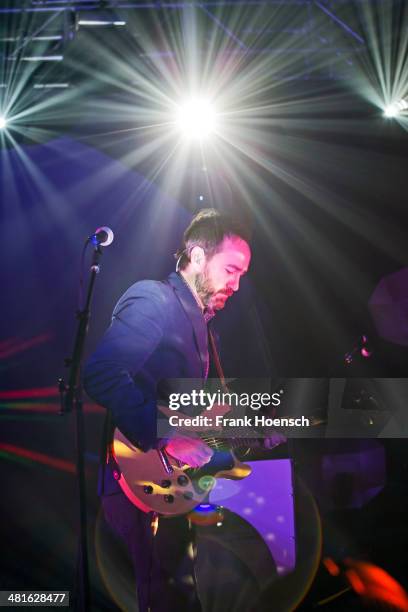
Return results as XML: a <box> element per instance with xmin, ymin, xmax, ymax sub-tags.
<box><xmin>84</xmin><ymin>208</ymin><xmax>283</xmax><ymax>611</ymax></box>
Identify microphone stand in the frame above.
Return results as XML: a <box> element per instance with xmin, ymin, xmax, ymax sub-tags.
<box><xmin>58</xmin><ymin>244</ymin><xmax>104</xmax><ymax>612</ymax></box>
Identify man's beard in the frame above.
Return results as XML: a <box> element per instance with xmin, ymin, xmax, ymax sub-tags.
<box><xmin>194</xmin><ymin>267</ymin><xmax>229</xmax><ymax>310</ymax></box>
<box><xmin>194</xmin><ymin>268</ymin><xmax>215</xmax><ymax>307</ymax></box>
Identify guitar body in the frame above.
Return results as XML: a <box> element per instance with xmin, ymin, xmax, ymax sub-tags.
<box><xmin>112</xmin><ymin>428</ymin><xmax>252</xmax><ymax>516</ymax></box>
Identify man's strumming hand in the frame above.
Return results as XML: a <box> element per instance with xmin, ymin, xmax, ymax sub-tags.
<box><xmin>165</xmin><ymin>436</ymin><xmax>213</xmax><ymax>468</ymax></box>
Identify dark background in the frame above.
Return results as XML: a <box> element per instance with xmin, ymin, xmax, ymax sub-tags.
<box><xmin>1</xmin><ymin>1</ymin><xmax>408</xmax><ymax>610</ymax></box>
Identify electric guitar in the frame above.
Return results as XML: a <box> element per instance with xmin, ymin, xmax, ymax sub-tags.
<box><xmin>111</xmin><ymin>426</ymin><xmax>265</xmax><ymax>517</ymax></box>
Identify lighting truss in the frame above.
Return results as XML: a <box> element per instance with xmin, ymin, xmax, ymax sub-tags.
<box><xmin>0</xmin><ymin>0</ymin><xmax>376</xmax><ymax>85</ymax></box>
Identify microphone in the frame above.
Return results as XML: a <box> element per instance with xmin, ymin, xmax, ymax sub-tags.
<box><xmin>344</xmin><ymin>335</ymin><xmax>373</xmax><ymax>365</ymax></box>
<box><xmin>88</xmin><ymin>226</ymin><xmax>114</xmax><ymax>247</ymax></box>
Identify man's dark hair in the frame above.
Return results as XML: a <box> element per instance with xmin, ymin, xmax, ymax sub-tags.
<box><xmin>175</xmin><ymin>208</ymin><xmax>251</xmax><ymax>271</ymax></box>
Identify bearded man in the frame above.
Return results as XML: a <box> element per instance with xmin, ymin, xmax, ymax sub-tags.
<box><xmin>83</xmin><ymin>209</ymin><xmax>254</xmax><ymax>611</ymax></box>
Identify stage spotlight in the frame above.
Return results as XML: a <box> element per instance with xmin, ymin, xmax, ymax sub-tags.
<box><xmin>175</xmin><ymin>98</ymin><xmax>217</xmax><ymax>140</ymax></box>
<box><xmin>77</xmin><ymin>11</ymin><xmax>126</xmax><ymax>27</ymax></box>
<box><xmin>384</xmin><ymin>98</ymin><xmax>408</xmax><ymax>118</ymax></box>
<box><xmin>0</xmin><ymin>115</ymin><xmax>7</xmax><ymax>130</ymax></box>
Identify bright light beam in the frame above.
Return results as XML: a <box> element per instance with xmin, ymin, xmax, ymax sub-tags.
<box><xmin>175</xmin><ymin>98</ymin><xmax>217</xmax><ymax>140</ymax></box>
<box><xmin>0</xmin><ymin>115</ymin><xmax>7</xmax><ymax>130</ymax></box>
<box><xmin>384</xmin><ymin>98</ymin><xmax>408</xmax><ymax>118</ymax></box>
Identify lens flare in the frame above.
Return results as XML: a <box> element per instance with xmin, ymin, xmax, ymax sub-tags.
<box><xmin>175</xmin><ymin>98</ymin><xmax>216</xmax><ymax>140</ymax></box>
<box><xmin>384</xmin><ymin>98</ymin><xmax>408</xmax><ymax>118</ymax></box>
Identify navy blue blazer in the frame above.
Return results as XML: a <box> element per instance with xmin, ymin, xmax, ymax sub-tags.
<box><xmin>83</xmin><ymin>272</ymin><xmax>210</xmax><ymax>495</ymax></box>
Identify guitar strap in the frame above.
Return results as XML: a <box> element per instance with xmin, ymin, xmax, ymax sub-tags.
<box><xmin>208</xmin><ymin>326</ymin><xmax>256</xmax><ymax>455</ymax></box>
<box><xmin>208</xmin><ymin>326</ymin><xmax>230</xmax><ymax>393</ymax></box>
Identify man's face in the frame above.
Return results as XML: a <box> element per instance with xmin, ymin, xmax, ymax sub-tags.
<box><xmin>195</xmin><ymin>235</ymin><xmax>251</xmax><ymax>310</ymax></box>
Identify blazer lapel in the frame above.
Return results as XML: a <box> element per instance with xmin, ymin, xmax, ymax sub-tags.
<box><xmin>166</xmin><ymin>272</ymin><xmax>208</xmax><ymax>378</ymax></box>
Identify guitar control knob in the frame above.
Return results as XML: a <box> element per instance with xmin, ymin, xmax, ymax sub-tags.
<box><xmin>161</xmin><ymin>479</ymin><xmax>172</xmax><ymax>488</ymax></box>
<box><xmin>143</xmin><ymin>485</ymin><xmax>153</xmax><ymax>494</ymax></box>
<box><xmin>177</xmin><ymin>476</ymin><xmax>189</xmax><ymax>486</ymax></box>
<box><xmin>183</xmin><ymin>492</ymin><xmax>193</xmax><ymax>500</ymax></box>
<box><xmin>164</xmin><ymin>495</ymin><xmax>174</xmax><ymax>504</ymax></box>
